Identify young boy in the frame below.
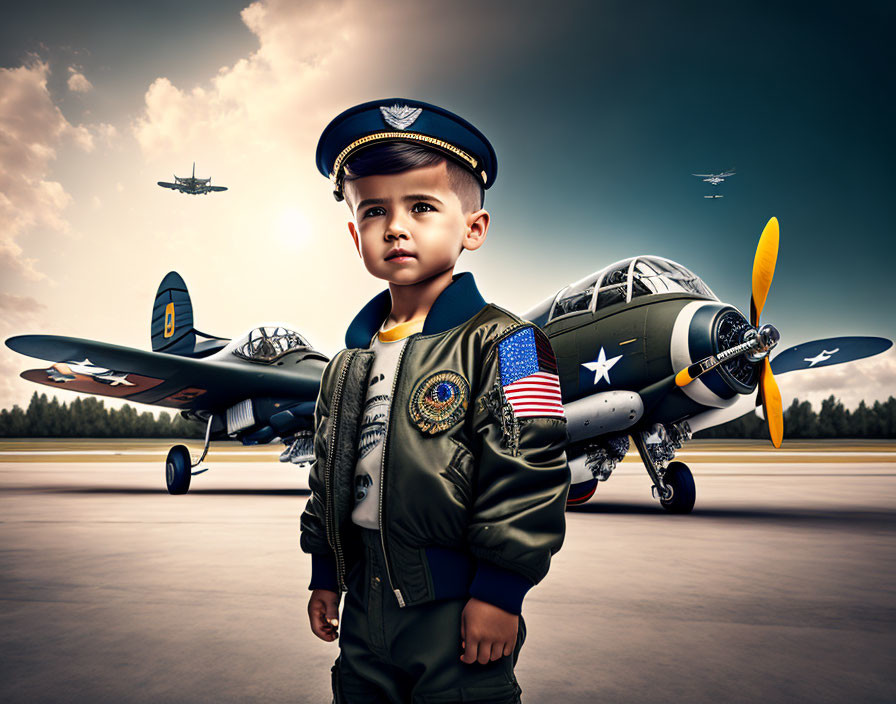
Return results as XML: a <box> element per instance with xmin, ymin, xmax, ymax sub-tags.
<box><xmin>300</xmin><ymin>98</ymin><xmax>570</xmax><ymax>703</ymax></box>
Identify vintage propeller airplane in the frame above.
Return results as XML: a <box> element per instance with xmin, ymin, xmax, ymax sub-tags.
<box><xmin>521</xmin><ymin>216</ymin><xmax>891</xmax><ymax>512</ymax></box>
<box><xmin>5</xmin><ymin>218</ymin><xmax>891</xmax><ymax>509</ymax></box>
<box><xmin>693</xmin><ymin>169</ymin><xmax>735</xmax><ymax>199</ymax></box>
<box><xmin>6</xmin><ymin>272</ymin><xmax>326</xmax><ymax>494</ymax></box>
<box><xmin>693</xmin><ymin>169</ymin><xmax>735</xmax><ymax>186</ymax></box>
<box><xmin>157</xmin><ymin>163</ymin><xmax>228</xmax><ymax>195</ymax></box>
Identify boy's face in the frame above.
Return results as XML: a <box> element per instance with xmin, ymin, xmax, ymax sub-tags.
<box><xmin>345</xmin><ymin>160</ymin><xmax>489</xmax><ymax>286</ymax></box>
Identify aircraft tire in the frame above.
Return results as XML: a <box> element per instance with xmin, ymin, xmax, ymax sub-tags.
<box><xmin>659</xmin><ymin>461</ymin><xmax>695</xmax><ymax>514</ymax></box>
<box><xmin>166</xmin><ymin>445</ymin><xmax>192</xmax><ymax>495</ymax></box>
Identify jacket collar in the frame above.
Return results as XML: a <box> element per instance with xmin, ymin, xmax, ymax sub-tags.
<box><xmin>345</xmin><ymin>271</ymin><xmax>487</xmax><ymax>349</ymax></box>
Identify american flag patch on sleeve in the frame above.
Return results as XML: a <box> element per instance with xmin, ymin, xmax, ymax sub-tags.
<box><xmin>497</xmin><ymin>326</ymin><xmax>566</xmax><ymax>419</ymax></box>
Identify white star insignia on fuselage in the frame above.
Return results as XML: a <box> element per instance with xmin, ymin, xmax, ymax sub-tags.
<box><xmin>582</xmin><ymin>347</ymin><xmax>623</xmax><ymax>385</ymax></box>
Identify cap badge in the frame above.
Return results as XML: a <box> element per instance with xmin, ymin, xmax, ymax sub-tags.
<box><xmin>380</xmin><ymin>104</ymin><xmax>422</xmax><ymax>131</ymax></box>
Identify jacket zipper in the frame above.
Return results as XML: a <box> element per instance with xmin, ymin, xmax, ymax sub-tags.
<box><xmin>378</xmin><ymin>334</ymin><xmax>414</xmax><ymax>607</ymax></box>
<box><xmin>325</xmin><ymin>349</ymin><xmax>356</xmax><ymax>592</ymax></box>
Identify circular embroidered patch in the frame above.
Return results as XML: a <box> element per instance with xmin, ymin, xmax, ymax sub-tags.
<box><xmin>408</xmin><ymin>370</ymin><xmax>470</xmax><ymax>435</ymax></box>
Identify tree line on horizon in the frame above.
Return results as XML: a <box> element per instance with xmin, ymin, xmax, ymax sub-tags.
<box><xmin>0</xmin><ymin>391</ymin><xmax>894</xmax><ymax>439</ymax></box>
<box><xmin>0</xmin><ymin>393</ymin><xmax>204</xmax><ymax>439</ymax></box>
<box><xmin>694</xmin><ymin>396</ymin><xmax>896</xmax><ymax>439</ymax></box>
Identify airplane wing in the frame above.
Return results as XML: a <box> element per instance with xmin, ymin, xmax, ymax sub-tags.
<box><xmin>208</xmin><ymin>186</ymin><xmax>228</xmax><ymax>192</ymax></box>
<box><xmin>687</xmin><ymin>335</ymin><xmax>893</xmax><ymax>433</ymax></box>
<box><xmin>6</xmin><ymin>334</ymin><xmax>325</xmax><ymax>412</ymax></box>
<box><xmin>770</xmin><ymin>336</ymin><xmax>892</xmax><ymax>374</ymax></box>
<box><xmin>157</xmin><ymin>182</ymin><xmax>180</xmax><ymax>190</ymax></box>
<box><xmin>691</xmin><ymin>173</ymin><xmax>714</xmax><ymax>177</ymax></box>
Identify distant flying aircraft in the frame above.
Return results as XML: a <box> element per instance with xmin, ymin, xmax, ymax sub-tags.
<box><xmin>693</xmin><ymin>169</ymin><xmax>735</xmax><ymax>186</ymax></box>
<box><xmin>157</xmin><ymin>163</ymin><xmax>227</xmax><ymax>195</ymax></box>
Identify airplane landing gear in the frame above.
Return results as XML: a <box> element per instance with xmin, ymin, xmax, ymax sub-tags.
<box><xmin>658</xmin><ymin>461</ymin><xmax>696</xmax><ymax>514</ymax></box>
<box><xmin>634</xmin><ymin>423</ymin><xmax>696</xmax><ymax>514</ymax></box>
<box><xmin>164</xmin><ymin>415</ymin><xmax>214</xmax><ymax>494</ymax></box>
<box><xmin>166</xmin><ymin>445</ymin><xmax>191</xmax><ymax>494</ymax></box>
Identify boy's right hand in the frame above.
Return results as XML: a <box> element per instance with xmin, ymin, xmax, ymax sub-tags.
<box><xmin>308</xmin><ymin>588</ymin><xmax>341</xmax><ymax>642</ymax></box>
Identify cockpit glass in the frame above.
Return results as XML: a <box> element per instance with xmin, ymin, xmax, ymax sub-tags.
<box><xmin>649</xmin><ymin>258</ymin><xmax>716</xmax><ymax>298</ymax></box>
<box><xmin>232</xmin><ymin>326</ymin><xmax>312</xmax><ymax>363</ymax></box>
<box><xmin>631</xmin><ymin>259</ymin><xmax>683</xmax><ymax>298</ymax></box>
<box><xmin>627</xmin><ymin>257</ymin><xmax>717</xmax><ymax>301</ymax></box>
<box><xmin>595</xmin><ymin>260</ymin><xmax>632</xmax><ymax>310</ymax></box>
<box><xmin>548</xmin><ymin>272</ymin><xmax>601</xmax><ymax>321</ymax></box>
<box><xmin>544</xmin><ymin>256</ymin><xmax>716</xmax><ymax>322</ymax></box>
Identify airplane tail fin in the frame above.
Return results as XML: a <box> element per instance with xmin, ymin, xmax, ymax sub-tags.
<box><xmin>152</xmin><ymin>272</ymin><xmax>197</xmax><ymax>356</ymax></box>
<box><xmin>152</xmin><ymin>272</ymin><xmax>230</xmax><ymax>357</ymax></box>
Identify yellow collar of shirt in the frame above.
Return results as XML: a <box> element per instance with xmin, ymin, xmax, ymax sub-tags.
<box><xmin>377</xmin><ymin>316</ymin><xmax>426</xmax><ymax>342</ymax></box>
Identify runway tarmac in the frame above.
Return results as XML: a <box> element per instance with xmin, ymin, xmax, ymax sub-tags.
<box><xmin>1</xmin><ymin>442</ymin><xmax>894</xmax><ymax>703</ymax></box>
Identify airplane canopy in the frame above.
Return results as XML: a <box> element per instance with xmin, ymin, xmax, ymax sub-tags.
<box><xmin>230</xmin><ymin>325</ymin><xmax>315</xmax><ymax>363</ymax></box>
<box><xmin>547</xmin><ymin>256</ymin><xmax>717</xmax><ymax>323</ymax></box>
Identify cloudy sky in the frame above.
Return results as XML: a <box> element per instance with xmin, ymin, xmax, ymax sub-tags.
<box><xmin>1</xmin><ymin>0</ymin><xmax>893</xmax><ymax>416</ymax></box>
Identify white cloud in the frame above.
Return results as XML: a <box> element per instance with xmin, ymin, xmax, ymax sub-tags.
<box><xmin>0</xmin><ymin>293</ymin><xmax>48</xmax><ymax>409</ymax></box>
<box><xmin>131</xmin><ymin>0</ymin><xmax>531</xmax><ymax>161</ymax></box>
<box><xmin>0</xmin><ymin>292</ymin><xmax>47</xmax><ymax>329</ymax></box>
<box><xmin>66</xmin><ymin>66</ymin><xmax>93</xmax><ymax>93</ymax></box>
<box><xmin>92</xmin><ymin>122</ymin><xmax>118</xmax><ymax>146</ymax></box>
<box><xmin>0</xmin><ymin>58</ymin><xmax>94</xmax><ymax>282</ymax></box>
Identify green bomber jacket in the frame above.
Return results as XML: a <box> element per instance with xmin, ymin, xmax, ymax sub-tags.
<box><xmin>299</xmin><ymin>271</ymin><xmax>570</xmax><ymax>614</ymax></box>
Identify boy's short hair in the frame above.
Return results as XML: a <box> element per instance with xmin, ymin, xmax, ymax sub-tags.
<box><xmin>343</xmin><ymin>142</ymin><xmax>484</xmax><ymax>213</ymax></box>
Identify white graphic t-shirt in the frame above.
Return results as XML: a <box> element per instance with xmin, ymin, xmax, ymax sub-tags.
<box><xmin>351</xmin><ymin>317</ymin><xmax>424</xmax><ymax>529</ymax></box>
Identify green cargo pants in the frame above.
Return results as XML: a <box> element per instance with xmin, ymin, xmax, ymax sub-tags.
<box><xmin>331</xmin><ymin>527</ymin><xmax>526</xmax><ymax>703</ymax></box>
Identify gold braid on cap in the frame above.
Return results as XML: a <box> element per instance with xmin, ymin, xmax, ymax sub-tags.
<box><xmin>330</xmin><ymin>131</ymin><xmax>484</xmax><ymax>199</ymax></box>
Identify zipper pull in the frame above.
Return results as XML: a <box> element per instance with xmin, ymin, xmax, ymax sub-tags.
<box><xmin>394</xmin><ymin>589</ymin><xmax>406</xmax><ymax>607</ymax></box>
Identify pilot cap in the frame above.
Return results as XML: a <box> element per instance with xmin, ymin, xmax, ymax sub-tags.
<box><xmin>316</xmin><ymin>98</ymin><xmax>498</xmax><ymax>202</ymax></box>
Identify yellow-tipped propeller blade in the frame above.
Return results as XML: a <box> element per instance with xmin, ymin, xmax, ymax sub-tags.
<box><xmin>750</xmin><ymin>216</ymin><xmax>779</xmax><ymax>327</ymax></box>
<box><xmin>759</xmin><ymin>357</ymin><xmax>783</xmax><ymax>448</ymax></box>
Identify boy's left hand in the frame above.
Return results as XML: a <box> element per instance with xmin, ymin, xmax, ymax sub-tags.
<box><xmin>459</xmin><ymin>597</ymin><xmax>518</xmax><ymax>665</ymax></box>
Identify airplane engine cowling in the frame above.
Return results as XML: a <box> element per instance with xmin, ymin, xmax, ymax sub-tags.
<box><xmin>565</xmin><ymin>391</ymin><xmax>643</xmax><ymax>443</ymax></box>
<box><xmin>670</xmin><ymin>301</ymin><xmax>759</xmax><ymax>409</ymax></box>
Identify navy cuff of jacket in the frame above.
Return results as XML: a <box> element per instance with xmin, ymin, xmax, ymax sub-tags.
<box><xmin>469</xmin><ymin>562</ymin><xmax>534</xmax><ymax>615</ymax></box>
<box><xmin>309</xmin><ymin>553</ymin><xmax>338</xmax><ymax>592</ymax></box>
